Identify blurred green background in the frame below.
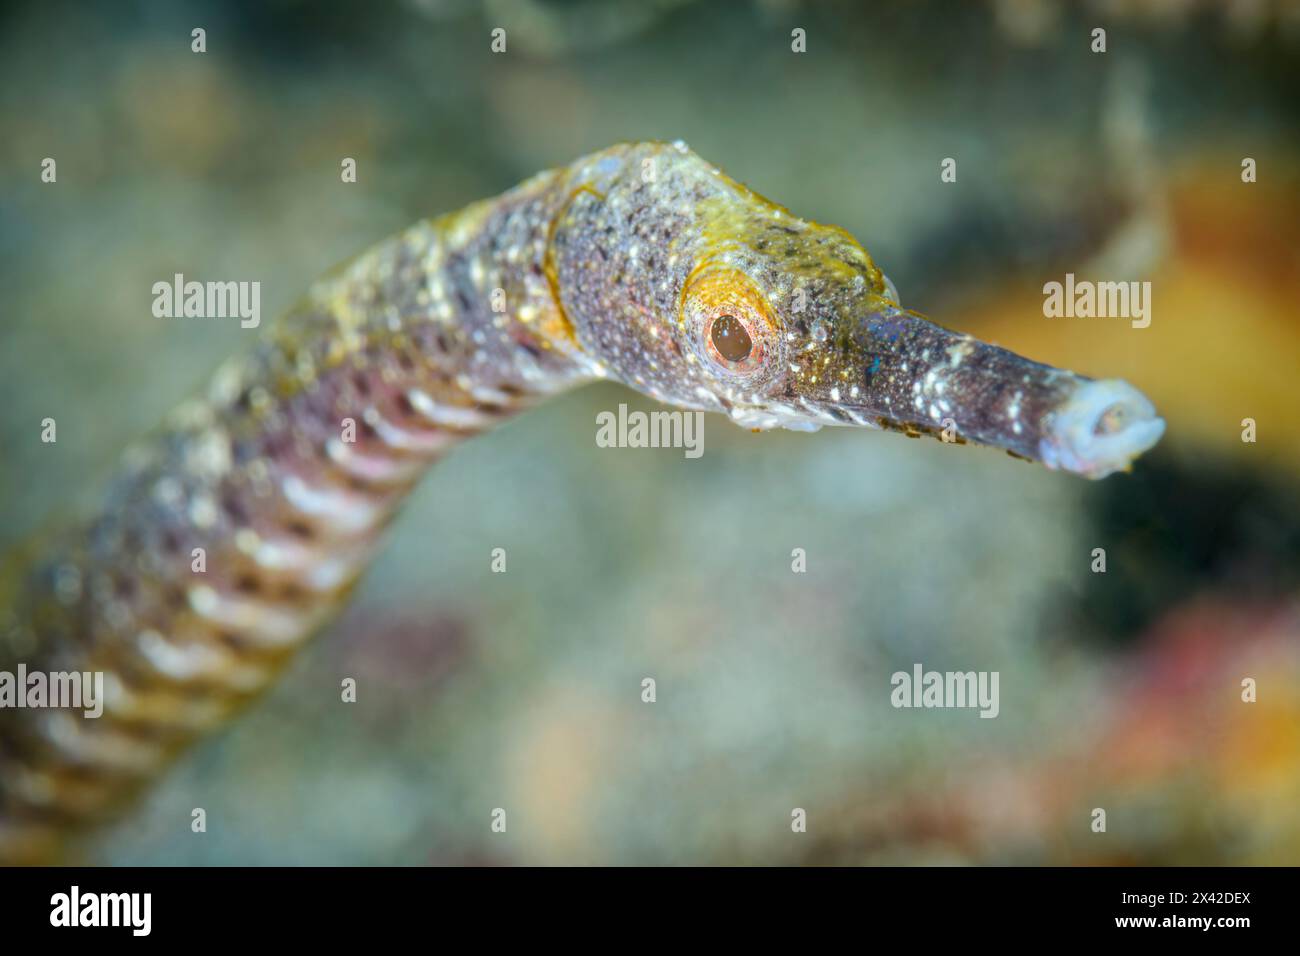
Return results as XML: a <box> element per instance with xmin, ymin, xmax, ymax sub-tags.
<box><xmin>1</xmin><ymin>0</ymin><xmax>1298</xmax><ymax>864</ymax></box>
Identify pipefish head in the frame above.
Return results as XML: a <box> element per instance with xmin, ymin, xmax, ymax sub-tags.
<box><xmin>555</xmin><ymin>142</ymin><xmax>1163</xmax><ymax>477</ymax></box>
<box><xmin>670</xmin><ymin>189</ymin><xmax>904</xmax><ymax>433</ymax></box>
<box><xmin>551</xmin><ymin>142</ymin><xmax>901</xmax><ymax>430</ymax></box>
<box><xmin>553</xmin><ymin>141</ymin><xmax>897</xmax><ymax>430</ymax></box>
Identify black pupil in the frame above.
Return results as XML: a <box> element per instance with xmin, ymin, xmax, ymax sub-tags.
<box><xmin>711</xmin><ymin>315</ymin><xmax>753</xmax><ymax>363</ymax></box>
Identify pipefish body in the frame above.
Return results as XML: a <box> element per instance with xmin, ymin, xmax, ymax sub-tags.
<box><xmin>0</xmin><ymin>141</ymin><xmax>1164</xmax><ymax>862</ymax></box>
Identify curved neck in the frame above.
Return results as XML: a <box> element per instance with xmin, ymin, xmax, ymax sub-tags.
<box><xmin>0</xmin><ymin>167</ymin><xmax>593</xmax><ymax>862</ymax></box>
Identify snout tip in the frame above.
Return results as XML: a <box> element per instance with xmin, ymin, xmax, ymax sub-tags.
<box><xmin>1039</xmin><ymin>378</ymin><xmax>1165</xmax><ymax>479</ymax></box>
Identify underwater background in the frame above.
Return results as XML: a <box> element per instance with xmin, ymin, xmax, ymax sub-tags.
<box><xmin>1</xmin><ymin>0</ymin><xmax>1298</xmax><ymax>864</ymax></box>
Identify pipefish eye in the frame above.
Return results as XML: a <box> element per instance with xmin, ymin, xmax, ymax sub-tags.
<box><xmin>683</xmin><ymin>267</ymin><xmax>778</xmax><ymax>377</ymax></box>
<box><xmin>701</xmin><ymin>305</ymin><xmax>767</xmax><ymax>374</ymax></box>
<box><xmin>710</xmin><ymin>314</ymin><xmax>753</xmax><ymax>362</ymax></box>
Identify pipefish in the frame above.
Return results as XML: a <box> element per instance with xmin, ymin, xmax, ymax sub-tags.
<box><xmin>0</xmin><ymin>141</ymin><xmax>1165</xmax><ymax>862</ymax></box>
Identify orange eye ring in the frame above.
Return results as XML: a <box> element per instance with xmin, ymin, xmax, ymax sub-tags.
<box><xmin>681</xmin><ymin>266</ymin><xmax>780</xmax><ymax>380</ymax></box>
